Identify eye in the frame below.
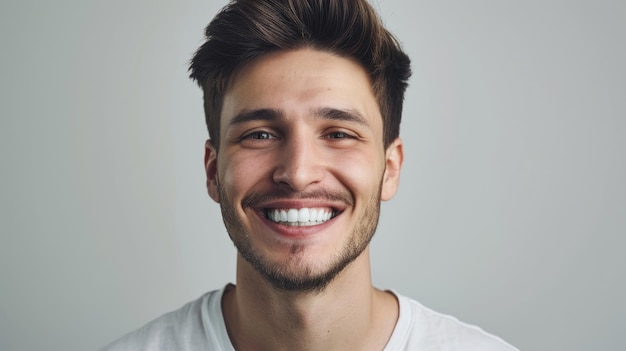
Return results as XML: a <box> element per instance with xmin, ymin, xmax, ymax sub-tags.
<box><xmin>242</xmin><ymin>131</ymin><xmax>276</xmax><ymax>140</ymax></box>
<box><xmin>325</xmin><ymin>131</ymin><xmax>355</xmax><ymax>139</ymax></box>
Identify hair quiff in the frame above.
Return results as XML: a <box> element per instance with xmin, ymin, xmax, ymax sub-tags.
<box><xmin>189</xmin><ymin>0</ymin><xmax>411</xmax><ymax>150</ymax></box>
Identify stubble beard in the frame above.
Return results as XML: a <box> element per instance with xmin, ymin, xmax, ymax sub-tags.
<box><xmin>217</xmin><ymin>180</ymin><xmax>382</xmax><ymax>294</ymax></box>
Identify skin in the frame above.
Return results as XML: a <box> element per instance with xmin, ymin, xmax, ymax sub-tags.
<box><xmin>204</xmin><ymin>48</ymin><xmax>404</xmax><ymax>350</ymax></box>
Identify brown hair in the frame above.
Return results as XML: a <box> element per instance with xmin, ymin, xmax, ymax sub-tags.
<box><xmin>189</xmin><ymin>0</ymin><xmax>411</xmax><ymax>150</ymax></box>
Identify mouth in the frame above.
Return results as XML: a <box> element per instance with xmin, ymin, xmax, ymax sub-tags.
<box><xmin>263</xmin><ymin>207</ymin><xmax>339</xmax><ymax>227</ymax></box>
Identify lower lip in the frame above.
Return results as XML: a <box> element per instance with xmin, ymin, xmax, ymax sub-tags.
<box><xmin>256</xmin><ymin>211</ymin><xmax>338</xmax><ymax>238</ymax></box>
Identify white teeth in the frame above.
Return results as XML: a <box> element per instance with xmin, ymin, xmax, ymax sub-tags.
<box><xmin>266</xmin><ymin>208</ymin><xmax>335</xmax><ymax>225</ymax></box>
<box><xmin>287</xmin><ymin>209</ymin><xmax>298</xmax><ymax>222</ymax></box>
<box><xmin>299</xmin><ymin>208</ymin><xmax>310</xmax><ymax>222</ymax></box>
<box><xmin>310</xmin><ymin>209</ymin><xmax>318</xmax><ymax>222</ymax></box>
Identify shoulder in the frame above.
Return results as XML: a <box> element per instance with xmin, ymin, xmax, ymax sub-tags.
<box><xmin>388</xmin><ymin>292</ymin><xmax>518</xmax><ymax>351</ymax></box>
<box><xmin>100</xmin><ymin>289</ymin><xmax>223</xmax><ymax>351</ymax></box>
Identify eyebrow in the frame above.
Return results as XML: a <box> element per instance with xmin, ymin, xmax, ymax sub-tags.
<box><xmin>228</xmin><ymin>108</ymin><xmax>283</xmax><ymax>127</ymax></box>
<box><xmin>313</xmin><ymin>107</ymin><xmax>370</xmax><ymax>127</ymax></box>
<box><xmin>227</xmin><ymin>107</ymin><xmax>370</xmax><ymax>128</ymax></box>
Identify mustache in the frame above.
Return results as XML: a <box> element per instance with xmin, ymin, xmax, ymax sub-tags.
<box><xmin>242</xmin><ymin>189</ymin><xmax>354</xmax><ymax>209</ymax></box>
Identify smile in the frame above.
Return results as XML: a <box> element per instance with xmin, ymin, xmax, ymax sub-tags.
<box><xmin>264</xmin><ymin>208</ymin><xmax>338</xmax><ymax>226</ymax></box>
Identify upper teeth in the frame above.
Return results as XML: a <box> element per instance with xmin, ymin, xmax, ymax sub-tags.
<box><xmin>266</xmin><ymin>208</ymin><xmax>335</xmax><ymax>226</ymax></box>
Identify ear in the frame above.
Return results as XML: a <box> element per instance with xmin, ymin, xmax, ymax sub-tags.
<box><xmin>380</xmin><ymin>138</ymin><xmax>404</xmax><ymax>201</ymax></box>
<box><xmin>204</xmin><ymin>140</ymin><xmax>220</xmax><ymax>203</ymax></box>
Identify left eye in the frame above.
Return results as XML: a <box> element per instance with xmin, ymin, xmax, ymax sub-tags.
<box><xmin>326</xmin><ymin>131</ymin><xmax>352</xmax><ymax>139</ymax></box>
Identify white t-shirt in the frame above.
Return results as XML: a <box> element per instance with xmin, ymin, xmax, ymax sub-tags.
<box><xmin>102</xmin><ymin>286</ymin><xmax>517</xmax><ymax>350</ymax></box>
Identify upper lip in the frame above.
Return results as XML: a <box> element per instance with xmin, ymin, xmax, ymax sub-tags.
<box><xmin>242</xmin><ymin>189</ymin><xmax>354</xmax><ymax>214</ymax></box>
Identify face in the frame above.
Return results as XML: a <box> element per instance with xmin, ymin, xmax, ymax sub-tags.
<box><xmin>205</xmin><ymin>48</ymin><xmax>403</xmax><ymax>292</ymax></box>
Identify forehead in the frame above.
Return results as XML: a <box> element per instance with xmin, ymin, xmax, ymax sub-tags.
<box><xmin>220</xmin><ymin>48</ymin><xmax>382</xmax><ymax>131</ymax></box>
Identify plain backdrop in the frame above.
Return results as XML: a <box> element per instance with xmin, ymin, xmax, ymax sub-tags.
<box><xmin>1</xmin><ymin>1</ymin><xmax>624</xmax><ymax>350</ymax></box>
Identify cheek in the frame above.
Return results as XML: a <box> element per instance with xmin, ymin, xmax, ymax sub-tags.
<box><xmin>218</xmin><ymin>151</ymin><xmax>272</xmax><ymax>196</ymax></box>
<box><xmin>329</xmin><ymin>149</ymin><xmax>385</xmax><ymax>193</ymax></box>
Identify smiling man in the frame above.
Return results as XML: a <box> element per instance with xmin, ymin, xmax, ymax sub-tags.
<box><xmin>103</xmin><ymin>0</ymin><xmax>517</xmax><ymax>350</ymax></box>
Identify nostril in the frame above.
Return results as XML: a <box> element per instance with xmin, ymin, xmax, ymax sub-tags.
<box><xmin>272</xmin><ymin>167</ymin><xmax>324</xmax><ymax>191</ymax></box>
<box><xmin>271</xmin><ymin>141</ymin><xmax>325</xmax><ymax>190</ymax></box>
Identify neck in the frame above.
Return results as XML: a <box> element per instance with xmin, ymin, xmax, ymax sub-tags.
<box><xmin>222</xmin><ymin>248</ymin><xmax>398</xmax><ymax>351</ymax></box>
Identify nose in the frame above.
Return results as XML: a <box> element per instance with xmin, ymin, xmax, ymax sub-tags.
<box><xmin>272</xmin><ymin>137</ymin><xmax>325</xmax><ymax>191</ymax></box>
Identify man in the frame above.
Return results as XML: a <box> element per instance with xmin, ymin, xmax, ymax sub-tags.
<box><xmin>104</xmin><ymin>0</ymin><xmax>517</xmax><ymax>350</ymax></box>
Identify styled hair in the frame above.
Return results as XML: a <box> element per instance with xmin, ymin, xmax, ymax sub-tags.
<box><xmin>189</xmin><ymin>0</ymin><xmax>411</xmax><ymax>150</ymax></box>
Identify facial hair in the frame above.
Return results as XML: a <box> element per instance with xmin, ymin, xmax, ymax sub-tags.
<box><xmin>217</xmin><ymin>179</ymin><xmax>383</xmax><ymax>294</ymax></box>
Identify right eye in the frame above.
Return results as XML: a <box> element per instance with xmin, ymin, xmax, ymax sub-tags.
<box><xmin>245</xmin><ymin>131</ymin><xmax>275</xmax><ymax>140</ymax></box>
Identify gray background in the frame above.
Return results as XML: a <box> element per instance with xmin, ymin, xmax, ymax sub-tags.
<box><xmin>1</xmin><ymin>0</ymin><xmax>624</xmax><ymax>350</ymax></box>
